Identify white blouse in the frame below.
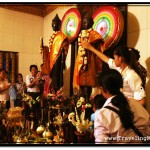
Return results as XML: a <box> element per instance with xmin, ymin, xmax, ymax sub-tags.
<box><xmin>0</xmin><ymin>80</ymin><xmax>10</xmax><ymax>102</ymax></box>
<box><xmin>108</xmin><ymin>58</ymin><xmax>146</xmax><ymax>100</ymax></box>
<box><xmin>94</xmin><ymin>96</ymin><xmax>150</xmax><ymax>143</ymax></box>
<box><xmin>26</xmin><ymin>74</ymin><xmax>40</xmax><ymax>93</ymax></box>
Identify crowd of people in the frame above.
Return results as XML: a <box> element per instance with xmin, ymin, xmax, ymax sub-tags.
<box><xmin>0</xmin><ymin>12</ymin><xmax>150</xmax><ymax>144</ymax></box>
<box><xmin>0</xmin><ymin>45</ymin><xmax>149</xmax><ymax>144</ymax></box>
<box><xmin>81</xmin><ymin>39</ymin><xmax>150</xmax><ymax>143</ymax></box>
<box><xmin>0</xmin><ymin>64</ymin><xmax>50</xmax><ymax>110</ymax></box>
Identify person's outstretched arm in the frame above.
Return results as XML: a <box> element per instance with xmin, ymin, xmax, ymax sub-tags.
<box><xmin>0</xmin><ymin>83</ymin><xmax>11</xmax><ymax>93</ymax></box>
<box><xmin>81</xmin><ymin>40</ymin><xmax>109</xmax><ymax>63</ymax></box>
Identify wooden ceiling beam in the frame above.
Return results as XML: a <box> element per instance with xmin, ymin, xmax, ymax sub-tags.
<box><xmin>0</xmin><ymin>4</ymin><xmax>60</xmax><ymax>17</ymax></box>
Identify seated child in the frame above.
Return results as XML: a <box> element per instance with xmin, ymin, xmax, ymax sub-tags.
<box><xmin>91</xmin><ymin>94</ymin><xmax>106</xmax><ymax>128</ymax></box>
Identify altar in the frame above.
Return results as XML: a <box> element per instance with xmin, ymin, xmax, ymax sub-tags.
<box><xmin>0</xmin><ymin>90</ymin><xmax>94</xmax><ymax>144</ymax></box>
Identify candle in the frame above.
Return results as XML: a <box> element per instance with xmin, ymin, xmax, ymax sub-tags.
<box><xmin>20</xmin><ymin>121</ymin><xmax>24</xmax><ymax>129</ymax></box>
<box><xmin>28</xmin><ymin>120</ymin><xmax>30</xmax><ymax>131</ymax></box>
<box><xmin>75</xmin><ymin>107</ymin><xmax>77</xmax><ymax>114</ymax></box>
<box><xmin>41</xmin><ymin>108</ymin><xmax>43</xmax><ymax>123</ymax></box>
<box><xmin>83</xmin><ymin>110</ymin><xmax>85</xmax><ymax>121</ymax></box>
<box><xmin>75</xmin><ymin>107</ymin><xmax>80</xmax><ymax>122</ymax></box>
<box><xmin>48</xmin><ymin>110</ymin><xmax>50</xmax><ymax>122</ymax></box>
<box><xmin>30</xmin><ymin>121</ymin><xmax>34</xmax><ymax>130</ymax></box>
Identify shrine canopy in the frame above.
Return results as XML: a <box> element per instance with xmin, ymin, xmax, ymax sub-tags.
<box><xmin>92</xmin><ymin>5</ymin><xmax>124</xmax><ymax>51</ymax></box>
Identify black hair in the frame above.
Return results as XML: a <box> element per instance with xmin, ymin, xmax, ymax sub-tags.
<box><xmin>128</xmin><ymin>47</ymin><xmax>140</xmax><ymax>61</ymax></box>
<box><xmin>93</xmin><ymin>94</ymin><xmax>106</xmax><ymax>109</ymax></box>
<box><xmin>114</xmin><ymin>45</ymin><xmax>131</xmax><ymax>66</ymax></box>
<box><xmin>98</xmin><ymin>69</ymin><xmax>134</xmax><ymax>129</ymax></box>
<box><xmin>114</xmin><ymin>45</ymin><xmax>143</xmax><ymax>87</ymax></box>
<box><xmin>29</xmin><ymin>65</ymin><xmax>38</xmax><ymax>71</ymax></box>
<box><xmin>16</xmin><ymin>73</ymin><xmax>23</xmax><ymax>83</ymax></box>
<box><xmin>99</xmin><ymin>69</ymin><xmax>123</xmax><ymax>95</ymax></box>
<box><xmin>129</xmin><ymin>48</ymin><xmax>147</xmax><ymax>88</ymax></box>
<box><xmin>17</xmin><ymin>73</ymin><xmax>23</xmax><ymax>77</ymax></box>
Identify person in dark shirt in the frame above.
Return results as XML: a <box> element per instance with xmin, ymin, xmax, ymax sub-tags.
<box><xmin>15</xmin><ymin>73</ymin><xmax>27</xmax><ymax>107</ymax></box>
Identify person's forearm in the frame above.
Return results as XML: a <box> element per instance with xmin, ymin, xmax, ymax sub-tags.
<box><xmin>128</xmin><ymin>97</ymin><xmax>146</xmax><ymax>106</ymax></box>
<box><xmin>90</xmin><ymin>46</ymin><xmax>109</xmax><ymax>63</ymax></box>
<box><xmin>28</xmin><ymin>80</ymin><xmax>36</xmax><ymax>88</ymax></box>
<box><xmin>0</xmin><ymin>84</ymin><xmax>11</xmax><ymax>92</ymax></box>
<box><xmin>81</xmin><ymin>40</ymin><xmax>109</xmax><ymax>63</ymax></box>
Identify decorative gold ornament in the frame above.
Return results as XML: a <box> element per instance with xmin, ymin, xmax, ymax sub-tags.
<box><xmin>36</xmin><ymin>125</ymin><xmax>45</xmax><ymax>134</ymax></box>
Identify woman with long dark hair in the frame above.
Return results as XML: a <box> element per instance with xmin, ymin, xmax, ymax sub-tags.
<box><xmin>129</xmin><ymin>47</ymin><xmax>147</xmax><ymax>89</ymax></box>
<box><xmin>81</xmin><ymin>40</ymin><xmax>146</xmax><ymax>106</ymax></box>
<box><xmin>94</xmin><ymin>69</ymin><xmax>150</xmax><ymax>143</ymax></box>
<box><xmin>15</xmin><ymin>73</ymin><xmax>27</xmax><ymax>107</ymax></box>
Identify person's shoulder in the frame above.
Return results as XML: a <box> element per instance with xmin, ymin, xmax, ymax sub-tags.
<box><xmin>26</xmin><ymin>74</ymin><xmax>33</xmax><ymax>80</ymax></box>
<box><xmin>129</xmin><ymin>68</ymin><xmax>140</xmax><ymax>77</ymax></box>
<box><xmin>95</xmin><ymin>106</ymin><xmax>120</xmax><ymax>126</ymax></box>
<box><xmin>98</xmin><ymin>106</ymin><xmax>116</xmax><ymax>116</ymax></box>
<box><xmin>26</xmin><ymin>74</ymin><xmax>31</xmax><ymax>77</ymax></box>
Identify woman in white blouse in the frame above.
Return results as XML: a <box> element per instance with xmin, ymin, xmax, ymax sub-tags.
<box><xmin>0</xmin><ymin>68</ymin><xmax>11</xmax><ymax>108</ymax></box>
<box><xmin>94</xmin><ymin>69</ymin><xmax>150</xmax><ymax>143</ymax></box>
<box><xmin>81</xmin><ymin>40</ymin><xmax>146</xmax><ymax>106</ymax></box>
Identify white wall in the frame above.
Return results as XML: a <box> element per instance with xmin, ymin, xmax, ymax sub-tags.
<box><xmin>0</xmin><ymin>5</ymin><xmax>77</xmax><ymax>97</ymax></box>
<box><xmin>0</xmin><ymin>7</ymin><xmax>43</xmax><ymax>80</ymax></box>
<box><xmin>127</xmin><ymin>4</ymin><xmax>150</xmax><ymax>113</ymax></box>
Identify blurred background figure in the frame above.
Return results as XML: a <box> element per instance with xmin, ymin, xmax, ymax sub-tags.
<box><xmin>91</xmin><ymin>94</ymin><xmax>106</xmax><ymax>121</ymax></box>
<box><xmin>0</xmin><ymin>68</ymin><xmax>11</xmax><ymax>110</ymax></box>
<box><xmin>26</xmin><ymin>64</ymin><xmax>40</xmax><ymax>100</ymax></box>
<box><xmin>15</xmin><ymin>73</ymin><xmax>27</xmax><ymax>107</ymax></box>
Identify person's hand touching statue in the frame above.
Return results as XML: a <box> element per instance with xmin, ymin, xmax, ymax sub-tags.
<box><xmin>81</xmin><ymin>39</ymin><xmax>104</xmax><ymax>53</ymax></box>
<box><xmin>81</xmin><ymin>39</ymin><xmax>93</xmax><ymax>50</ymax></box>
